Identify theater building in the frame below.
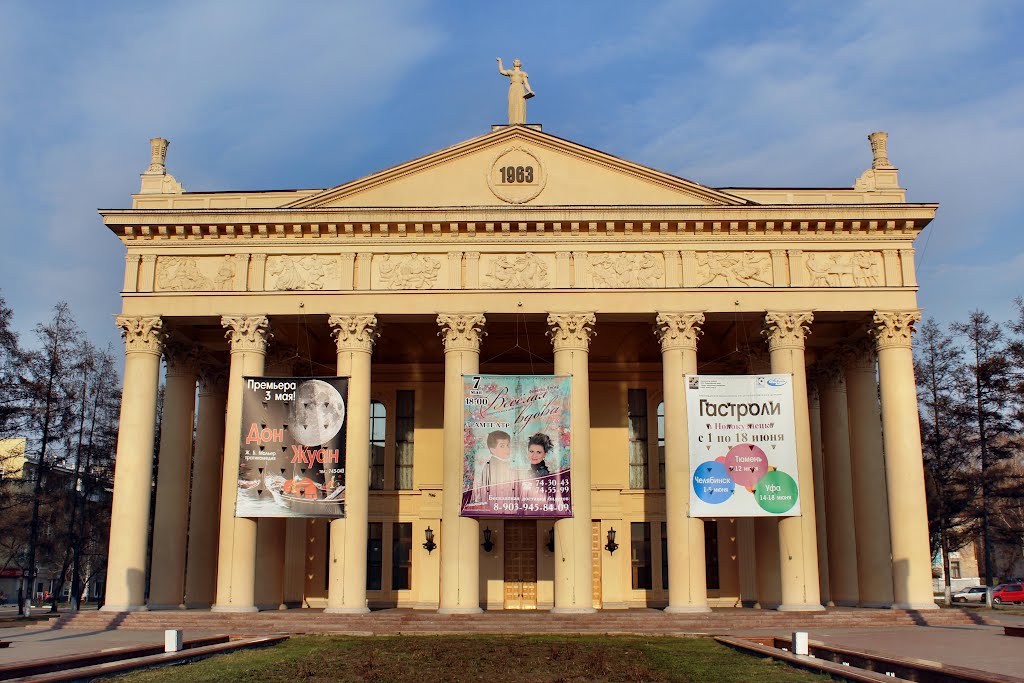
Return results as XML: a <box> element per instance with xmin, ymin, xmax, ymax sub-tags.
<box><xmin>99</xmin><ymin>107</ymin><xmax>937</xmax><ymax>613</ymax></box>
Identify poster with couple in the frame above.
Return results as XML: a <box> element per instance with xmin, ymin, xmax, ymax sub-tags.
<box><xmin>461</xmin><ymin>375</ymin><xmax>572</xmax><ymax>518</ymax></box>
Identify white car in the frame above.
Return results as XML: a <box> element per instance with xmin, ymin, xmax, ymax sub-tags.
<box><xmin>952</xmin><ymin>586</ymin><xmax>987</xmax><ymax>603</ymax></box>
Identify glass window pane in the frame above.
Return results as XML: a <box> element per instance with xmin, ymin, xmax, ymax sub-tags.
<box><xmin>628</xmin><ymin>389</ymin><xmax>649</xmax><ymax>490</ymax></box>
<box><xmin>366</xmin><ymin>523</ymin><xmax>383</xmax><ymax>591</ymax></box>
<box><xmin>704</xmin><ymin>520</ymin><xmax>720</xmax><ymax>590</ymax></box>
<box><xmin>631</xmin><ymin>521</ymin><xmax>652</xmax><ymax>590</ymax></box>
<box><xmin>369</xmin><ymin>401</ymin><xmax>386</xmax><ymax>491</ymax></box>
<box><xmin>395</xmin><ymin>391</ymin><xmax>414</xmax><ymax>490</ymax></box>
<box><xmin>392</xmin><ymin>522</ymin><xmax>412</xmax><ymax>591</ymax></box>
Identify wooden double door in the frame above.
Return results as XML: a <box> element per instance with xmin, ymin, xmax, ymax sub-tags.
<box><xmin>503</xmin><ymin>520</ymin><xmax>538</xmax><ymax>609</ymax></box>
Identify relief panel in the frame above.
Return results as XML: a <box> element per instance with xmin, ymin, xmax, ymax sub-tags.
<box><xmin>695</xmin><ymin>251</ymin><xmax>773</xmax><ymax>287</ymax></box>
<box><xmin>373</xmin><ymin>253</ymin><xmax>447</xmax><ymax>290</ymax></box>
<box><xmin>265</xmin><ymin>255</ymin><xmax>342</xmax><ymax>291</ymax></box>
<box><xmin>479</xmin><ymin>252</ymin><xmax>554</xmax><ymax>289</ymax></box>
<box><xmin>587</xmin><ymin>252</ymin><xmax>664</xmax><ymax>288</ymax></box>
<box><xmin>804</xmin><ymin>251</ymin><xmax>883</xmax><ymax>287</ymax></box>
<box><xmin>155</xmin><ymin>255</ymin><xmax>238</xmax><ymax>291</ymax></box>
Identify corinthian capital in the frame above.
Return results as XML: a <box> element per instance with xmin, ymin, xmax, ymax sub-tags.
<box><xmin>329</xmin><ymin>314</ymin><xmax>380</xmax><ymax>353</ymax></box>
<box><xmin>222</xmin><ymin>315</ymin><xmax>271</xmax><ymax>354</ymax></box>
<box><xmin>198</xmin><ymin>360</ymin><xmax>228</xmax><ymax>395</ymax></box>
<box><xmin>654</xmin><ymin>312</ymin><xmax>704</xmax><ymax>352</ymax></box>
<box><xmin>163</xmin><ymin>338</ymin><xmax>200</xmax><ymax>377</ymax></box>
<box><xmin>437</xmin><ymin>313</ymin><xmax>486</xmax><ymax>352</ymax></box>
<box><xmin>839</xmin><ymin>337</ymin><xmax>877</xmax><ymax>372</ymax></box>
<box><xmin>547</xmin><ymin>312</ymin><xmax>596</xmax><ymax>352</ymax></box>
<box><xmin>763</xmin><ymin>311</ymin><xmax>813</xmax><ymax>351</ymax></box>
<box><xmin>116</xmin><ymin>316</ymin><xmax>165</xmax><ymax>355</ymax></box>
<box><xmin>870</xmin><ymin>310</ymin><xmax>921</xmax><ymax>350</ymax></box>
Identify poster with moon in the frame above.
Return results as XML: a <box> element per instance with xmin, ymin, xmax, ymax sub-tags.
<box><xmin>685</xmin><ymin>374</ymin><xmax>801</xmax><ymax>518</ymax></box>
<box><xmin>236</xmin><ymin>376</ymin><xmax>349</xmax><ymax>518</ymax></box>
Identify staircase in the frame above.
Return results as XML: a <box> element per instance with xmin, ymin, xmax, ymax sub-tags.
<box><xmin>36</xmin><ymin>607</ymin><xmax>990</xmax><ymax>636</ymax></box>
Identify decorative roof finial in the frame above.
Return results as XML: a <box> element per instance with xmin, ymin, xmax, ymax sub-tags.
<box><xmin>147</xmin><ymin>137</ymin><xmax>170</xmax><ymax>174</ymax></box>
<box><xmin>868</xmin><ymin>131</ymin><xmax>894</xmax><ymax>170</ymax></box>
<box><xmin>496</xmin><ymin>57</ymin><xmax>535</xmax><ymax>125</ymax></box>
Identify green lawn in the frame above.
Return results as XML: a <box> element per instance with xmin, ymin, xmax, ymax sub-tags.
<box><xmin>113</xmin><ymin>635</ymin><xmax>832</xmax><ymax>683</ymax></box>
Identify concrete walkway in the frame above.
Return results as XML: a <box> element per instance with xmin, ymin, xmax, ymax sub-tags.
<box><xmin>0</xmin><ymin>626</ymin><xmax>219</xmax><ymax>667</ymax></box>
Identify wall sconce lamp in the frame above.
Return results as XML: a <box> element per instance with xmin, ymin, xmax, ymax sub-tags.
<box><xmin>482</xmin><ymin>526</ymin><xmax>495</xmax><ymax>553</ymax></box>
<box><xmin>423</xmin><ymin>527</ymin><xmax>437</xmax><ymax>554</ymax></box>
<box><xmin>546</xmin><ymin>527</ymin><xmax>555</xmax><ymax>553</ymax></box>
<box><xmin>605</xmin><ymin>527</ymin><xmax>619</xmax><ymax>555</ymax></box>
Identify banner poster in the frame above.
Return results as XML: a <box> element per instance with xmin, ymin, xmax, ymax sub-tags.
<box><xmin>685</xmin><ymin>374</ymin><xmax>801</xmax><ymax>518</ymax></box>
<box><xmin>235</xmin><ymin>376</ymin><xmax>349</xmax><ymax>518</ymax></box>
<box><xmin>461</xmin><ymin>375</ymin><xmax>572</xmax><ymax>518</ymax></box>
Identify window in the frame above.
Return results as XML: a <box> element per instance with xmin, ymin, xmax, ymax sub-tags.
<box><xmin>705</xmin><ymin>520</ymin><xmax>720</xmax><ymax>590</ymax></box>
<box><xmin>628</xmin><ymin>389</ymin><xmax>649</xmax><ymax>489</ymax></box>
<box><xmin>395</xmin><ymin>391</ymin><xmax>415</xmax><ymax>490</ymax></box>
<box><xmin>367</xmin><ymin>523</ymin><xmax>383</xmax><ymax>590</ymax></box>
<box><xmin>657</xmin><ymin>401</ymin><xmax>665</xmax><ymax>489</ymax></box>
<box><xmin>950</xmin><ymin>560</ymin><xmax>961</xmax><ymax>580</ymax></box>
<box><xmin>369</xmin><ymin>401</ymin><xmax>386</xmax><ymax>490</ymax></box>
<box><xmin>631</xmin><ymin>521</ymin><xmax>652</xmax><ymax>590</ymax></box>
<box><xmin>661</xmin><ymin>521</ymin><xmax>668</xmax><ymax>590</ymax></box>
<box><xmin>392</xmin><ymin>522</ymin><xmax>412</xmax><ymax>590</ymax></box>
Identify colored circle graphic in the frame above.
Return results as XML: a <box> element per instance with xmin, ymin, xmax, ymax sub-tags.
<box><xmin>754</xmin><ymin>470</ymin><xmax>798</xmax><ymax>514</ymax></box>
<box><xmin>723</xmin><ymin>443</ymin><xmax>769</xmax><ymax>488</ymax></box>
<box><xmin>692</xmin><ymin>460</ymin><xmax>735</xmax><ymax>504</ymax></box>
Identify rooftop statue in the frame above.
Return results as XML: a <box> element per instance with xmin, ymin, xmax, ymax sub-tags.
<box><xmin>497</xmin><ymin>57</ymin><xmax>535</xmax><ymax>125</ymax></box>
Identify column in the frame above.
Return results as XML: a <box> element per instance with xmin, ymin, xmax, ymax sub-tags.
<box><xmin>184</xmin><ymin>363</ymin><xmax>227</xmax><ymax>608</ymax></box>
<box><xmin>654</xmin><ymin>313</ymin><xmax>710</xmax><ymax>612</ymax></box>
<box><xmin>843</xmin><ymin>339</ymin><xmax>895</xmax><ymax>607</ymax></box>
<box><xmin>325</xmin><ymin>314</ymin><xmax>379</xmax><ymax>613</ymax></box>
<box><xmin>871</xmin><ymin>311</ymin><xmax>936</xmax><ymax>609</ymax></box>
<box><xmin>763</xmin><ymin>312</ymin><xmax>823</xmax><ymax>611</ymax></box>
<box><xmin>816</xmin><ymin>362</ymin><xmax>859</xmax><ymax>606</ymax></box>
<box><xmin>102</xmin><ymin>316</ymin><xmax>164</xmax><ymax>612</ymax></box>
<box><xmin>745</xmin><ymin>347</ymin><xmax>773</xmax><ymax>608</ymax></box>
<box><xmin>807</xmin><ymin>382</ymin><xmax>832</xmax><ymax>606</ymax></box>
<box><xmin>254</xmin><ymin>519</ymin><xmax>285</xmax><ymax>610</ymax></box>
<box><xmin>148</xmin><ymin>342</ymin><xmax>198</xmax><ymax>609</ymax></box>
<box><xmin>282</xmin><ymin>520</ymin><xmax>307</xmax><ymax>607</ymax></box>
<box><xmin>212</xmin><ymin>315</ymin><xmax>270</xmax><ymax>612</ymax></box>
<box><xmin>547</xmin><ymin>312</ymin><xmax>596</xmax><ymax>613</ymax></box>
<box><xmin>437</xmin><ymin>313</ymin><xmax>486</xmax><ymax>612</ymax></box>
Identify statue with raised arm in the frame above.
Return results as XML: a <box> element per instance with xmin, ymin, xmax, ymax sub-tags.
<box><xmin>497</xmin><ymin>57</ymin><xmax>535</xmax><ymax>125</ymax></box>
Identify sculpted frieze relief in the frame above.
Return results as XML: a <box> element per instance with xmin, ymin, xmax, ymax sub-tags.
<box><xmin>266</xmin><ymin>255</ymin><xmax>340</xmax><ymax>291</ymax></box>
<box><xmin>481</xmin><ymin>252</ymin><xmax>550</xmax><ymax>289</ymax></box>
<box><xmin>696</xmin><ymin>252</ymin><xmax>772</xmax><ymax>287</ymax></box>
<box><xmin>805</xmin><ymin>251</ymin><xmax>882</xmax><ymax>287</ymax></box>
<box><xmin>155</xmin><ymin>256</ymin><xmax>236</xmax><ymax>291</ymax></box>
<box><xmin>376</xmin><ymin>253</ymin><xmax>443</xmax><ymax>290</ymax></box>
<box><xmin>589</xmin><ymin>252</ymin><xmax>664</xmax><ymax>288</ymax></box>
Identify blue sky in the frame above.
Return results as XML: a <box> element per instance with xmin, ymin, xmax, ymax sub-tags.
<box><xmin>1</xmin><ymin>1</ymin><xmax>1022</xmax><ymax>352</ymax></box>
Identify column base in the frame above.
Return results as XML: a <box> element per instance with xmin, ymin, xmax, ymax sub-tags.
<box><xmin>858</xmin><ymin>601</ymin><xmax>893</xmax><ymax>609</ymax></box>
<box><xmin>211</xmin><ymin>604</ymin><xmax>259</xmax><ymax>613</ymax></box>
<box><xmin>324</xmin><ymin>606</ymin><xmax>371</xmax><ymax>614</ymax></box>
<box><xmin>892</xmin><ymin>601</ymin><xmax>939</xmax><ymax>610</ymax></box>
<box><xmin>664</xmin><ymin>605</ymin><xmax>712</xmax><ymax>613</ymax></box>
<box><xmin>437</xmin><ymin>607</ymin><xmax>483</xmax><ymax>614</ymax></box>
<box><xmin>776</xmin><ymin>603</ymin><xmax>825</xmax><ymax>612</ymax></box>
<box><xmin>146</xmin><ymin>603</ymin><xmax>185</xmax><ymax>611</ymax></box>
<box><xmin>550</xmin><ymin>607</ymin><xmax>597</xmax><ymax>614</ymax></box>
<box><xmin>100</xmin><ymin>604</ymin><xmax>148</xmax><ymax>613</ymax></box>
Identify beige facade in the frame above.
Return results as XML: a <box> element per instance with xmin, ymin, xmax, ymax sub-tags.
<box><xmin>100</xmin><ymin>124</ymin><xmax>937</xmax><ymax>613</ymax></box>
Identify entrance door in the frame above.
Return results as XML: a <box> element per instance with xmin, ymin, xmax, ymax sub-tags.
<box><xmin>591</xmin><ymin>521</ymin><xmax>603</xmax><ymax>609</ymax></box>
<box><xmin>503</xmin><ymin>521</ymin><xmax>538</xmax><ymax>609</ymax></box>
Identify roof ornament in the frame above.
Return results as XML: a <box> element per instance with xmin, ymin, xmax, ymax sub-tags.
<box><xmin>139</xmin><ymin>137</ymin><xmax>184</xmax><ymax>195</ymax></box>
<box><xmin>496</xmin><ymin>57</ymin><xmax>535</xmax><ymax>125</ymax></box>
<box><xmin>868</xmin><ymin>131</ymin><xmax>895</xmax><ymax>170</ymax></box>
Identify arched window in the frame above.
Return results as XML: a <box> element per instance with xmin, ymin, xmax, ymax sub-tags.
<box><xmin>369</xmin><ymin>400</ymin><xmax>386</xmax><ymax>490</ymax></box>
<box><xmin>657</xmin><ymin>401</ymin><xmax>665</xmax><ymax>489</ymax></box>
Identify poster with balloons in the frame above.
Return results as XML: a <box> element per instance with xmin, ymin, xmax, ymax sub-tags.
<box><xmin>684</xmin><ymin>374</ymin><xmax>800</xmax><ymax>517</ymax></box>
<box><xmin>235</xmin><ymin>376</ymin><xmax>349</xmax><ymax>518</ymax></box>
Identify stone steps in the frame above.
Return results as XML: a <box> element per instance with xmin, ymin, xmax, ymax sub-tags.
<box><xmin>39</xmin><ymin>607</ymin><xmax>988</xmax><ymax>635</ymax></box>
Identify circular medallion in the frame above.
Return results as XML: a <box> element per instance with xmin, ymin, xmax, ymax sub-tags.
<box><xmin>290</xmin><ymin>379</ymin><xmax>346</xmax><ymax>446</ymax></box>
<box><xmin>487</xmin><ymin>146</ymin><xmax>547</xmax><ymax>204</ymax></box>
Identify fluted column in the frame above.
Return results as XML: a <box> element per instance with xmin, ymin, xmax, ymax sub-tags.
<box><xmin>326</xmin><ymin>314</ymin><xmax>379</xmax><ymax>613</ymax></box>
<box><xmin>843</xmin><ymin>339</ymin><xmax>895</xmax><ymax>607</ymax></box>
<box><xmin>184</xmin><ymin>362</ymin><xmax>227</xmax><ymax>608</ymax></box>
<box><xmin>102</xmin><ymin>316</ymin><xmax>165</xmax><ymax>612</ymax></box>
<box><xmin>871</xmin><ymin>311</ymin><xmax>936</xmax><ymax>609</ymax></box>
<box><xmin>548</xmin><ymin>312</ymin><xmax>597</xmax><ymax>613</ymax></box>
<box><xmin>816</xmin><ymin>362</ymin><xmax>859</xmax><ymax>606</ymax></box>
<box><xmin>148</xmin><ymin>342</ymin><xmax>199</xmax><ymax>609</ymax></box>
<box><xmin>438</xmin><ymin>313</ymin><xmax>486</xmax><ymax>612</ymax></box>
<box><xmin>763</xmin><ymin>312</ymin><xmax>823</xmax><ymax>611</ymax></box>
<box><xmin>213</xmin><ymin>315</ymin><xmax>270</xmax><ymax>612</ymax></box>
<box><xmin>655</xmin><ymin>313</ymin><xmax>710</xmax><ymax>612</ymax></box>
<box><xmin>807</xmin><ymin>382</ymin><xmax>832</xmax><ymax>606</ymax></box>
<box><xmin>744</xmin><ymin>348</ymin><xmax>772</xmax><ymax>607</ymax></box>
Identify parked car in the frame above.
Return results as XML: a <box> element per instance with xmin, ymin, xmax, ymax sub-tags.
<box><xmin>952</xmin><ymin>586</ymin><xmax>988</xmax><ymax>603</ymax></box>
<box><xmin>992</xmin><ymin>583</ymin><xmax>1024</xmax><ymax>605</ymax></box>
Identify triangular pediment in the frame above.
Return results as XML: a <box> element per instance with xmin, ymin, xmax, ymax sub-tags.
<box><xmin>284</xmin><ymin>126</ymin><xmax>749</xmax><ymax>209</ymax></box>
